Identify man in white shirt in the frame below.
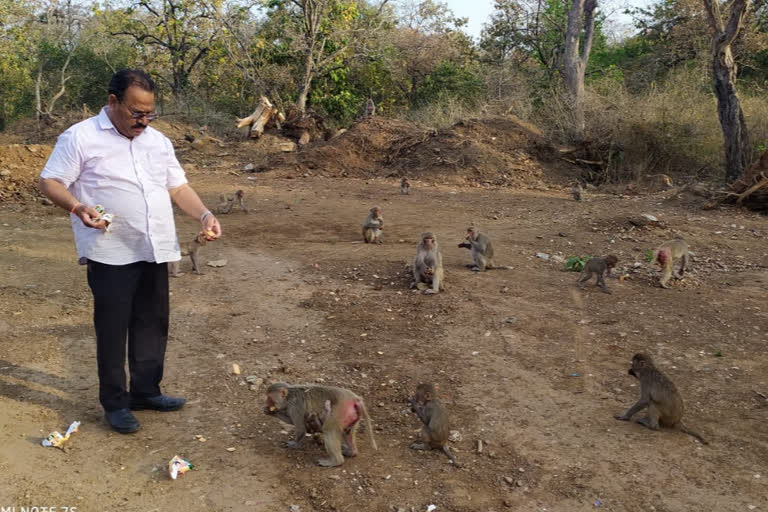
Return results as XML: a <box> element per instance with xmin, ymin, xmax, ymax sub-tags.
<box><xmin>38</xmin><ymin>69</ymin><xmax>221</xmax><ymax>433</ymax></box>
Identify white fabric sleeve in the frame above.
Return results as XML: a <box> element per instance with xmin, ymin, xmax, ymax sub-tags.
<box><xmin>164</xmin><ymin>136</ymin><xmax>188</xmax><ymax>189</ymax></box>
<box><xmin>40</xmin><ymin>129</ymin><xmax>82</xmax><ymax>187</ymax></box>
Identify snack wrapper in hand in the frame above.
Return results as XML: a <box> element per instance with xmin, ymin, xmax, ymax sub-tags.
<box><xmin>169</xmin><ymin>455</ymin><xmax>194</xmax><ymax>480</ymax></box>
<box><xmin>42</xmin><ymin>421</ymin><xmax>80</xmax><ymax>448</ymax></box>
<box><xmin>93</xmin><ymin>204</ymin><xmax>114</xmax><ymax>232</ymax></box>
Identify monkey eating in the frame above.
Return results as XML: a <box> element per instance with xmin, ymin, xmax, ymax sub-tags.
<box><xmin>168</xmin><ymin>232</ymin><xmax>207</xmax><ymax>277</ymax></box>
<box><xmin>362</xmin><ymin>206</ymin><xmax>384</xmax><ymax>244</ymax></box>
<box><xmin>654</xmin><ymin>237</ymin><xmax>689</xmax><ymax>289</ymax></box>
<box><xmin>457</xmin><ymin>226</ymin><xmax>512</xmax><ymax>272</ymax></box>
<box><xmin>401</xmin><ymin>177</ymin><xmax>410</xmax><ymax>195</ymax></box>
<box><xmin>217</xmin><ymin>189</ymin><xmax>248</xmax><ymax>214</ymax></box>
<box><xmin>615</xmin><ymin>353</ymin><xmax>708</xmax><ymax>444</ymax></box>
<box><xmin>571</xmin><ymin>183</ymin><xmax>583</xmax><ymax>201</ymax></box>
<box><xmin>264</xmin><ymin>383</ymin><xmax>378</xmax><ymax>467</ymax></box>
<box><xmin>411</xmin><ymin>232</ymin><xmax>445</xmax><ymax>294</ymax></box>
<box><xmin>408</xmin><ymin>383</ymin><xmax>460</xmax><ymax>466</ymax></box>
<box><xmin>577</xmin><ymin>254</ymin><xmax>618</xmax><ymax>294</ymax></box>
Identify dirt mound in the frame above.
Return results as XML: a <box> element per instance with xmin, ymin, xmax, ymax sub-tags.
<box><xmin>257</xmin><ymin>116</ymin><xmax>570</xmax><ymax>187</ymax></box>
<box><xmin>0</xmin><ymin>144</ymin><xmax>52</xmax><ymax>202</ymax></box>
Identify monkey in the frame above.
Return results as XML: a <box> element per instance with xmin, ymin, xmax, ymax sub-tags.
<box><xmin>264</xmin><ymin>383</ymin><xmax>378</xmax><ymax>467</ymax></box>
<box><xmin>408</xmin><ymin>383</ymin><xmax>460</xmax><ymax>467</ymax></box>
<box><xmin>217</xmin><ymin>189</ymin><xmax>248</xmax><ymax>214</ymax></box>
<box><xmin>168</xmin><ymin>233</ymin><xmax>207</xmax><ymax>277</ymax></box>
<box><xmin>571</xmin><ymin>183</ymin><xmax>583</xmax><ymax>201</ymax></box>
<box><xmin>364</xmin><ymin>98</ymin><xmax>376</xmax><ymax>118</ymax></box>
<box><xmin>615</xmin><ymin>353</ymin><xmax>708</xmax><ymax>444</ymax></box>
<box><xmin>654</xmin><ymin>237</ymin><xmax>689</xmax><ymax>289</ymax></box>
<box><xmin>362</xmin><ymin>206</ymin><xmax>384</xmax><ymax>244</ymax></box>
<box><xmin>411</xmin><ymin>232</ymin><xmax>445</xmax><ymax>295</ymax></box>
<box><xmin>577</xmin><ymin>254</ymin><xmax>618</xmax><ymax>294</ymax></box>
<box><xmin>401</xmin><ymin>177</ymin><xmax>410</xmax><ymax>195</ymax></box>
<box><xmin>457</xmin><ymin>226</ymin><xmax>512</xmax><ymax>272</ymax></box>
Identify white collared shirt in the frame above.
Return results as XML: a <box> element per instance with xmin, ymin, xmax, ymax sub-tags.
<box><xmin>40</xmin><ymin>107</ymin><xmax>187</xmax><ymax>265</ymax></box>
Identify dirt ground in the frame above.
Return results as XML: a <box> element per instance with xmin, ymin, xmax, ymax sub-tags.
<box><xmin>1</xmin><ymin>117</ymin><xmax>767</xmax><ymax>512</ymax></box>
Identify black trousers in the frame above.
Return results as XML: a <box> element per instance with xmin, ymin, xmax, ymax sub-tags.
<box><xmin>87</xmin><ymin>260</ymin><xmax>169</xmax><ymax>411</ymax></box>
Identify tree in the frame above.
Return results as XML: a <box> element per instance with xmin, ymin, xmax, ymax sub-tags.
<box><xmin>563</xmin><ymin>0</ymin><xmax>597</xmax><ymax>138</ymax></box>
<box><xmin>104</xmin><ymin>0</ymin><xmax>221</xmax><ymax>98</ymax></box>
<box><xmin>480</xmin><ymin>0</ymin><xmax>528</xmax><ymax>99</ymax></box>
<box><xmin>702</xmin><ymin>0</ymin><xmax>750</xmax><ymax>183</ymax></box>
<box><xmin>32</xmin><ymin>0</ymin><xmax>88</xmax><ymax>120</ymax></box>
<box><xmin>265</xmin><ymin>0</ymin><xmax>391</xmax><ymax>113</ymax></box>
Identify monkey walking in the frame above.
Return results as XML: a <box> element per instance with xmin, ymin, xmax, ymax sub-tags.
<box><xmin>217</xmin><ymin>189</ymin><xmax>248</xmax><ymax>214</ymax></box>
<box><xmin>408</xmin><ymin>383</ymin><xmax>460</xmax><ymax>467</ymax></box>
<box><xmin>571</xmin><ymin>183</ymin><xmax>583</xmax><ymax>201</ymax></box>
<box><xmin>457</xmin><ymin>226</ymin><xmax>513</xmax><ymax>272</ymax></box>
<box><xmin>401</xmin><ymin>177</ymin><xmax>410</xmax><ymax>195</ymax></box>
<box><xmin>264</xmin><ymin>383</ymin><xmax>378</xmax><ymax>467</ymax></box>
<box><xmin>411</xmin><ymin>232</ymin><xmax>445</xmax><ymax>295</ymax></box>
<box><xmin>577</xmin><ymin>255</ymin><xmax>618</xmax><ymax>294</ymax></box>
<box><xmin>615</xmin><ymin>353</ymin><xmax>708</xmax><ymax>445</ymax></box>
<box><xmin>362</xmin><ymin>206</ymin><xmax>384</xmax><ymax>244</ymax></box>
<box><xmin>168</xmin><ymin>233</ymin><xmax>207</xmax><ymax>277</ymax></box>
<box><xmin>654</xmin><ymin>237</ymin><xmax>689</xmax><ymax>289</ymax></box>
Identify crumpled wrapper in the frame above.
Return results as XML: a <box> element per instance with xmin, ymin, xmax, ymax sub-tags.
<box><xmin>42</xmin><ymin>421</ymin><xmax>80</xmax><ymax>448</ymax></box>
<box><xmin>169</xmin><ymin>455</ymin><xmax>193</xmax><ymax>480</ymax></box>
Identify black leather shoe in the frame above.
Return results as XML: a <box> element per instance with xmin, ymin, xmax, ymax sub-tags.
<box><xmin>105</xmin><ymin>408</ymin><xmax>140</xmax><ymax>433</ymax></box>
<box><xmin>129</xmin><ymin>394</ymin><xmax>186</xmax><ymax>412</ymax></box>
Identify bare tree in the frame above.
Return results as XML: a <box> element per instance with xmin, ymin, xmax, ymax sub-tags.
<box><xmin>702</xmin><ymin>0</ymin><xmax>750</xmax><ymax>183</ymax></box>
<box><xmin>563</xmin><ymin>0</ymin><xmax>597</xmax><ymax>139</ymax></box>
<box><xmin>34</xmin><ymin>0</ymin><xmax>85</xmax><ymax>120</ymax></box>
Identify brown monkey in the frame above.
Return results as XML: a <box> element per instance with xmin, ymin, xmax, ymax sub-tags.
<box><xmin>217</xmin><ymin>189</ymin><xmax>248</xmax><ymax>214</ymax></box>
<box><xmin>654</xmin><ymin>237</ymin><xmax>689</xmax><ymax>289</ymax></box>
<box><xmin>615</xmin><ymin>353</ymin><xmax>708</xmax><ymax>444</ymax></box>
<box><xmin>577</xmin><ymin>255</ymin><xmax>618</xmax><ymax>294</ymax></box>
<box><xmin>168</xmin><ymin>233</ymin><xmax>207</xmax><ymax>277</ymax></box>
<box><xmin>408</xmin><ymin>383</ymin><xmax>460</xmax><ymax>466</ymax></box>
<box><xmin>362</xmin><ymin>206</ymin><xmax>384</xmax><ymax>244</ymax></box>
<box><xmin>401</xmin><ymin>177</ymin><xmax>410</xmax><ymax>195</ymax></box>
<box><xmin>411</xmin><ymin>232</ymin><xmax>444</xmax><ymax>294</ymax></box>
<box><xmin>572</xmin><ymin>183</ymin><xmax>583</xmax><ymax>201</ymax></box>
<box><xmin>457</xmin><ymin>227</ymin><xmax>513</xmax><ymax>271</ymax></box>
<box><xmin>264</xmin><ymin>383</ymin><xmax>378</xmax><ymax>467</ymax></box>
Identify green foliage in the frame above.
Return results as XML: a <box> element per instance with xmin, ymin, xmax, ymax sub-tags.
<box><xmin>645</xmin><ymin>250</ymin><xmax>654</xmax><ymax>262</ymax></box>
<box><xmin>565</xmin><ymin>256</ymin><xmax>589</xmax><ymax>272</ymax></box>
<box><xmin>411</xmin><ymin>61</ymin><xmax>483</xmax><ymax>107</ymax></box>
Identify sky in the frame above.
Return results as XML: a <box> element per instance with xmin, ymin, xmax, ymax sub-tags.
<box><xmin>444</xmin><ymin>0</ymin><xmax>657</xmax><ymax>41</ymax></box>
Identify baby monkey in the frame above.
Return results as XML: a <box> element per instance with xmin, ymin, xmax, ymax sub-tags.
<box><xmin>169</xmin><ymin>233</ymin><xmax>207</xmax><ymax>277</ymax></box>
<box><xmin>615</xmin><ymin>353</ymin><xmax>708</xmax><ymax>444</ymax></box>
<box><xmin>401</xmin><ymin>177</ymin><xmax>410</xmax><ymax>195</ymax></box>
<box><xmin>217</xmin><ymin>189</ymin><xmax>248</xmax><ymax>214</ymax></box>
<box><xmin>577</xmin><ymin>254</ymin><xmax>618</xmax><ymax>294</ymax></box>
<box><xmin>408</xmin><ymin>383</ymin><xmax>460</xmax><ymax>466</ymax></box>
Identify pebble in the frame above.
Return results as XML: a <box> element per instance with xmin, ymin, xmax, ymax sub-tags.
<box><xmin>243</xmin><ymin>163</ymin><xmax>255</xmax><ymax>172</ymax></box>
<box><xmin>207</xmin><ymin>259</ymin><xmax>228</xmax><ymax>267</ymax></box>
<box><xmin>290</xmin><ymin>506</ymin><xmax>301</xmax><ymax>512</ymax></box>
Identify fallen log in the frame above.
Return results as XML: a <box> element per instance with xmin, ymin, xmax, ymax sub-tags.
<box><xmin>236</xmin><ymin>96</ymin><xmax>285</xmax><ymax>139</ymax></box>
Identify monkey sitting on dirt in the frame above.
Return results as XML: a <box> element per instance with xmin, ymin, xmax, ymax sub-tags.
<box><xmin>654</xmin><ymin>237</ymin><xmax>689</xmax><ymax>289</ymax></box>
<box><xmin>408</xmin><ymin>383</ymin><xmax>460</xmax><ymax>466</ymax></box>
<box><xmin>411</xmin><ymin>232</ymin><xmax>444</xmax><ymax>294</ymax></box>
<box><xmin>571</xmin><ymin>183</ymin><xmax>583</xmax><ymax>201</ymax></box>
<box><xmin>168</xmin><ymin>233</ymin><xmax>207</xmax><ymax>277</ymax></box>
<box><xmin>577</xmin><ymin>255</ymin><xmax>618</xmax><ymax>294</ymax></box>
<box><xmin>457</xmin><ymin>226</ymin><xmax>513</xmax><ymax>272</ymax></box>
<box><xmin>615</xmin><ymin>353</ymin><xmax>708</xmax><ymax>444</ymax></box>
<box><xmin>264</xmin><ymin>383</ymin><xmax>378</xmax><ymax>467</ymax></box>
<box><xmin>362</xmin><ymin>206</ymin><xmax>384</xmax><ymax>244</ymax></box>
<box><xmin>401</xmin><ymin>177</ymin><xmax>410</xmax><ymax>195</ymax></box>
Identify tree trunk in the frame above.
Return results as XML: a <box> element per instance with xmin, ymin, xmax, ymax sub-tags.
<box><xmin>296</xmin><ymin>50</ymin><xmax>314</xmax><ymax>113</ymax></box>
<box><xmin>703</xmin><ymin>0</ymin><xmax>750</xmax><ymax>184</ymax></box>
<box><xmin>563</xmin><ymin>0</ymin><xmax>597</xmax><ymax>140</ymax></box>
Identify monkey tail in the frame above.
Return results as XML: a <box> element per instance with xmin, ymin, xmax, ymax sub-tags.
<box><xmin>679</xmin><ymin>423</ymin><xmax>709</xmax><ymax>445</ymax></box>
<box><xmin>358</xmin><ymin>401</ymin><xmax>378</xmax><ymax>450</ymax></box>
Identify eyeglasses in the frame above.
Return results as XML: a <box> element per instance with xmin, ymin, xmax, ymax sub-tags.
<box><xmin>120</xmin><ymin>101</ymin><xmax>157</xmax><ymax>121</ymax></box>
